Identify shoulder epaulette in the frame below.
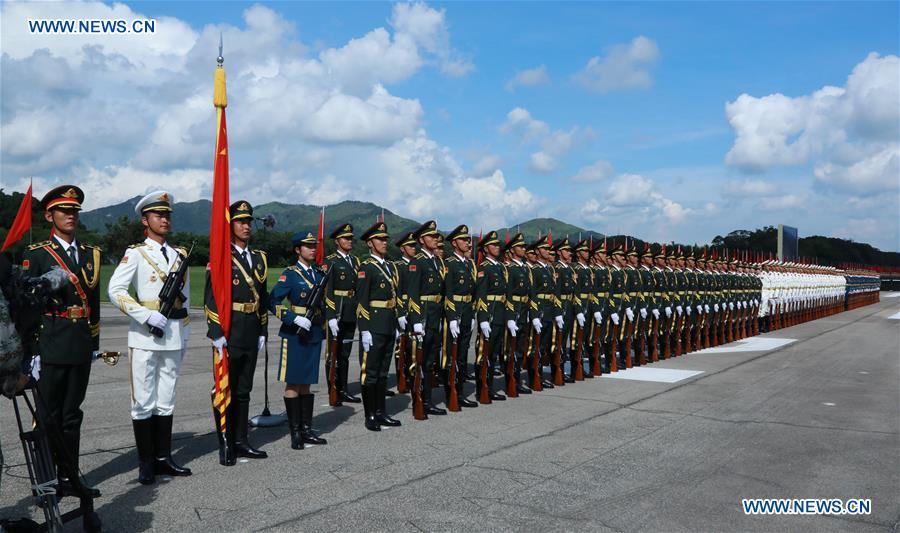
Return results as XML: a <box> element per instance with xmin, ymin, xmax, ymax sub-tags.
<box><xmin>82</xmin><ymin>243</ymin><xmax>102</xmax><ymax>252</ymax></box>
<box><xmin>253</xmin><ymin>249</ymin><xmax>267</xmax><ymax>258</ymax></box>
<box><xmin>415</xmin><ymin>252</ymin><xmax>426</xmax><ymax>259</ymax></box>
<box><xmin>175</xmin><ymin>246</ymin><xmax>188</xmax><ymax>255</ymax></box>
<box><xmin>325</xmin><ymin>253</ymin><xmax>338</xmax><ymax>260</ymax></box>
<box><xmin>27</xmin><ymin>240</ymin><xmax>51</xmax><ymax>250</ymax></box>
<box><xmin>128</xmin><ymin>242</ymin><xmax>147</xmax><ymax>249</ymax></box>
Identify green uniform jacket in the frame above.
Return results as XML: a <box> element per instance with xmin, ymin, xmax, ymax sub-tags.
<box><xmin>407</xmin><ymin>251</ymin><xmax>445</xmax><ymax>328</ymax></box>
<box><xmin>394</xmin><ymin>256</ymin><xmax>413</xmax><ymax>319</ymax></box>
<box><xmin>623</xmin><ymin>266</ymin><xmax>639</xmax><ymax>312</ymax></box>
<box><xmin>475</xmin><ymin>258</ymin><xmax>509</xmax><ymax>326</ymax></box>
<box><xmin>444</xmin><ymin>254</ymin><xmax>477</xmax><ymax>324</ymax></box>
<box><xmin>204</xmin><ymin>248</ymin><xmax>269</xmax><ymax>349</ymax></box>
<box><xmin>355</xmin><ymin>256</ymin><xmax>399</xmax><ymax>334</ymax></box>
<box><xmin>23</xmin><ymin>239</ymin><xmax>101</xmax><ymax>363</ymax></box>
<box><xmin>529</xmin><ymin>262</ymin><xmax>560</xmax><ymax>321</ymax></box>
<box><xmin>652</xmin><ymin>267</ymin><xmax>669</xmax><ymax>311</ymax></box>
<box><xmin>639</xmin><ymin>265</ymin><xmax>655</xmax><ymax>311</ymax></box>
<box><xmin>573</xmin><ymin>262</ymin><xmax>593</xmax><ymax>317</ymax></box>
<box><xmin>324</xmin><ymin>252</ymin><xmax>360</xmax><ymax>323</ymax></box>
<box><xmin>505</xmin><ymin>260</ymin><xmax>532</xmax><ymax>325</ymax></box>
<box><xmin>555</xmin><ymin>261</ymin><xmax>576</xmax><ymax>319</ymax></box>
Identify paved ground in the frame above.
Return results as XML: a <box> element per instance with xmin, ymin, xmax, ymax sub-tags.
<box><xmin>2</xmin><ymin>298</ymin><xmax>898</xmax><ymax>532</ymax></box>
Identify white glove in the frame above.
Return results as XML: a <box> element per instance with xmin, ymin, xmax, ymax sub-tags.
<box><xmin>640</xmin><ymin>308</ymin><xmax>648</xmax><ymax>319</ymax></box>
<box><xmin>30</xmin><ymin>355</ymin><xmax>41</xmax><ymax>380</ymax></box>
<box><xmin>413</xmin><ymin>323</ymin><xmax>424</xmax><ymax>336</ymax></box>
<box><xmin>704</xmin><ymin>304</ymin><xmax>710</xmax><ymax>314</ymax></box>
<box><xmin>676</xmin><ymin>305</ymin><xmax>683</xmax><ymax>315</ymax></box>
<box><xmin>713</xmin><ymin>303</ymin><xmax>719</xmax><ymax>313</ymax></box>
<box><xmin>532</xmin><ymin>318</ymin><xmax>543</xmax><ymax>334</ymax></box>
<box><xmin>361</xmin><ymin>331</ymin><xmax>373</xmax><ymax>352</ymax></box>
<box><xmin>258</xmin><ymin>336</ymin><xmax>266</xmax><ymax>351</ymax></box>
<box><xmin>449</xmin><ymin>319</ymin><xmax>460</xmax><ymax>339</ymax></box>
<box><xmin>147</xmin><ymin>311</ymin><xmax>168</xmax><ymax>329</ymax></box>
<box><xmin>695</xmin><ymin>305</ymin><xmax>702</xmax><ymax>314</ymax></box>
<box><xmin>611</xmin><ymin>312</ymin><xmax>620</xmax><ymax>325</ymax></box>
<box><xmin>398</xmin><ymin>315</ymin><xmax>408</xmax><ymax>330</ymax></box>
<box><xmin>593</xmin><ymin>311</ymin><xmax>602</xmax><ymax>324</ymax></box>
<box><xmin>507</xmin><ymin>320</ymin><xmax>518</xmax><ymax>337</ymax></box>
<box><xmin>576</xmin><ymin>313</ymin><xmax>586</xmax><ymax>327</ymax></box>
<box><xmin>742</xmin><ymin>301</ymin><xmax>748</xmax><ymax>309</ymax></box>
<box><xmin>554</xmin><ymin>315</ymin><xmax>564</xmax><ymax>329</ymax></box>
<box><xmin>328</xmin><ymin>318</ymin><xmax>340</xmax><ymax>337</ymax></box>
<box><xmin>293</xmin><ymin>316</ymin><xmax>312</xmax><ymax>331</ymax></box>
<box><xmin>212</xmin><ymin>337</ymin><xmax>227</xmax><ymax>351</ymax></box>
<box><xmin>480</xmin><ymin>321</ymin><xmax>491</xmax><ymax>338</ymax></box>
<box><xmin>687</xmin><ymin>305</ymin><xmax>692</xmax><ymax>315</ymax></box>
<box><xmin>665</xmin><ymin>307</ymin><xmax>672</xmax><ymax>318</ymax></box>
<box><xmin>625</xmin><ymin>308</ymin><xmax>635</xmax><ymax>321</ymax></box>
<box><xmin>728</xmin><ymin>302</ymin><xmax>734</xmax><ymax>310</ymax></box>
<box><xmin>652</xmin><ymin>309</ymin><xmax>660</xmax><ymax>319</ymax></box>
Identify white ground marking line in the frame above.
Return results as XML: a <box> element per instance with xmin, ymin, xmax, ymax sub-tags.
<box><xmin>822</xmin><ymin>402</ymin><xmax>836</xmax><ymax>406</ymax></box>
<box><xmin>882</xmin><ymin>292</ymin><xmax>900</xmax><ymax>298</ymax></box>
<box><xmin>692</xmin><ymin>337</ymin><xmax>796</xmax><ymax>354</ymax></box>
<box><xmin>601</xmin><ymin>367</ymin><xmax>704</xmax><ymax>383</ymax></box>
<box><xmin>858</xmin><ymin>371</ymin><xmax>869</xmax><ymax>374</ymax></box>
<box><xmin>887</xmin><ymin>311</ymin><xmax>900</xmax><ymax>320</ymax></box>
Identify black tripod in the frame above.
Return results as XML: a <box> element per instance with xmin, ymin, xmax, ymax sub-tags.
<box><xmin>2</xmin><ymin>384</ymin><xmax>101</xmax><ymax>532</ymax></box>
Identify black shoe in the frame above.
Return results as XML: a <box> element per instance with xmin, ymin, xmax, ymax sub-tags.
<box><xmin>490</xmin><ymin>392</ymin><xmax>506</xmax><ymax>401</ymax></box>
<box><xmin>133</xmin><ymin>418</ymin><xmax>157</xmax><ymax>483</ymax></box>
<box><xmin>384</xmin><ymin>388</ymin><xmax>396</xmax><ymax>397</ymax></box>
<box><xmin>299</xmin><ymin>394</ymin><xmax>328</xmax><ymax>445</ymax></box>
<box><xmin>375</xmin><ymin>382</ymin><xmax>402</xmax><ymax>427</ymax></box>
<box><xmin>426</xmin><ymin>405</ymin><xmax>448</xmax><ymax>415</ymax></box>
<box><xmin>516</xmin><ymin>386</ymin><xmax>532</xmax><ymax>395</ymax></box>
<box><xmin>564</xmin><ymin>375</ymin><xmax>576</xmax><ymax>383</ymax></box>
<box><xmin>234</xmin><ymin>402</ymin><xmax>267</xmax><ymax>459</ymax></box>
<box><xmin>362</xmin><ymin>384</ymin><xmax>381</xmax><ymax>431</ymax></box>
<box><xmin>541</xmin><ymin>379</ymin><xmax>555</xmax><ymax>389</ymax></box>
<box><xmin>213</xmin><ymin>407</ymin><xmax>236</xmax><ymax>466</ymax></box>
<box><xmin>492</xmin><ymin>367</ymin><xmax>503</xmax><ymax>377</ymax></box>
<box><xmin>56</xmin><ymin>477</ymin><xmax>102</xmax><ymax>498</ymax></box>
<box><xmin>151</xmin><ymin>415</ymin><xmax>192</xmax><ymax>476</ymax></box>
<box><xmin>338</xmin><ymin>390</ymin><xmax>362</xmax><ymax>403</ymax></box>
<box><xmin>285</xmin><ymin>397</ymin><xmax>304</xmax><ymax>449</ymax></box>
<box><xmin>459</xmin><ymin>397</ymin><xmax>478</xmax><ymax>408</ymax></box>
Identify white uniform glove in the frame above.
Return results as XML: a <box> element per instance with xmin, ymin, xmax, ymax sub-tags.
<box><xmin>611</xmin><ymin>312</ymin><xmax>620</xmax><ymax>325</ymax></box>
<box><xmin>294</xmin><ymin>316</ymin><xmax>312</xmax><ymax>331</ymax></box>
<box><xmin>212</xmin><ymin>337</ymin><xmax>227</xmax><ymax>351</ymax></box>
<box><xmin>576</xmin><ymin>313</ymin><xmax>586</xmax><ymax>327</ymax></box>
<box><xmin>704</xmin><ymin>304</ymin><xmax>710</xmax><ymax>314</ymax></box>
<box><xmin>554</xmin><ymin>315</ymin><xmax>564</xmax><ymax>329</ymax></box>
<box><xmin>328</xmin><ymin>318</ymin><xmax>340</xmax><ymax>337</ymax></box>
<box><xmin>361</xmin><ymin>331</ymin><xmax>373</xmax><ymax>352</ymax></box>
<box><xmin>398</xmin><ymin>315</ymin><xmax>408</xmax><ymax>330</ymax></box>
<box><xmin>147</xmin><ymin>311</ymin><xmax>168</xmax><ymax>329</ymax></box>
<box><xmin>258</xmin><ymin>336</ymin><xmax>266</xmax><ymax>351</ymax></box>
<box><xmin>413</xmin><ymin>323</ymin><xmax>424</xmax><ymax>336</ymax></box>
<box><xmin>480</xmin><ymin>321</ymin><xmax>491</xmax><ymax>338</ymax></box>
<box><xmin>713</xmin><ymin>303</ymin><xmax>719</xmax><ymax>313</ymax></box>
<box><xmin>696</xmin><ymin>305</ymin><xmax>702</xmax><ymax>314</ymax></box>
<box><xmin>652</xmin><ymin>309</ymin><xmax>660</xmax><ymax>319</ymax></box>
<box><xmin>640</xmin><ymin>308</ymin><xmax>648</xmax><ymax>319</ymax></box>
<box><xmin>532</xmin><ymin>318</ymin><xmax>543</xmax><ymax>334</ymax></box>
<box><xmin>676</xmin><ymin>305</ymin><xmax>683</xmax><ymax>315</ymax></box>
<box><xmin>663</xmin><ymin>307</ymin><xmax>671</xmax><ymax>318</ymax></box>
<box><xmin>728</xmin><ymin>302</ymin><xmax>734</xmax><ymax>310</ymax></box>
<box><xmin>449</xmin><ymin>319</ymin><xmax>460</xmax><ymax>339</ymax></box>
<box><xmin>507</xmin><ymin>320</ymin><xmax>518</xmax><ymax>337</ymax></box>
<box><xmin>593</xmin><ymin>311</ymin><xmax>602</xmax><ymax>324</ymax></box>
<box><xmin>30</xmin><ymin>355</ymin><xmax>41</xmax><ymax>380</ymax></box>
<box><xmin>625</xmin><ymin>308</ymin><xmax>635</xmax><ymax>321</ymax></box>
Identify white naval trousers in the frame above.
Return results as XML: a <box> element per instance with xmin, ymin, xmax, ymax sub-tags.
<box><xmin>130</xmin><ymin>347</ymin><xmax>184</xmax><ymax>420</ymax></box>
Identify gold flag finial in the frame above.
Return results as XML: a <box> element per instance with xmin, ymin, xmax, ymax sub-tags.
<box><xmin>214</xmin><ymin>32</ymin><xmax>227</xmax><ymax>108</ymax></box>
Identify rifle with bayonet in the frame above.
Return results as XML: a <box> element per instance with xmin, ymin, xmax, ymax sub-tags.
<box><xmin>411</xmin><ymin>334</ymin><xmax>426</xmax><ymax>420</ymax></box>
<box><xmin>149</xmin><ymin>243</ymin><xmax>194</xmax><ymax>337</ymax></box>
<box><xmin>505</xmin><ymin>331</ymin><xmax>518</xmax><ymax>397</ymax></box>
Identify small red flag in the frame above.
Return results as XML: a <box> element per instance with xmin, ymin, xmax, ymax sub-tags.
<box><xmin>315</xmin><ymin>207</ymin><xmax>325</xmax><ymax>265</ymax></box>
<box><xmin>1</xmin><ymin>183</ymin><xmax>32</xmax><ymax>252</ymax></box>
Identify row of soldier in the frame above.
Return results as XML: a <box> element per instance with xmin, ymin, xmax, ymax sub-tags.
<box><xmin>17</xmin><ymin>185</ymin><xmax>876</xmax><ymax>492</ymax></box>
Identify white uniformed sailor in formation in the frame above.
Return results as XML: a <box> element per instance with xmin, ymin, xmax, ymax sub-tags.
<box><xmin>107</xmin><ymin>191</ymin><xmax>193</xmax><ymax>485</ymax></box>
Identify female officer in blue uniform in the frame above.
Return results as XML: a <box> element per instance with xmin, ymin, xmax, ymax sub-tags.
<box><xmin>268</xmin><ymin>231</ymin><xmax>328</xmax><ymax>449</ymax></box>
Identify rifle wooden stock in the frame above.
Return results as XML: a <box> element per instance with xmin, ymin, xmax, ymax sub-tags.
<box><xmin>624</xmin><ymin>319</ymin><xmax>634</xmax><ymax>368</ymax></box>
<box><xmin>506</xmin><ymin>333</ymin><xmax>518</xmax><ymax>397</ymax></box>
<box><xmin>662</xmin><ymin>315</ymin><xmax>671</xmax><ymax>359</ymax></box>
<box><xmin>702</xmin><ymin>312</ymin><xmax>710</xmax><ymax>349</ymax></box>
<box><xmin>590</xmin><ymin>321</ymin><xmax>602</xmax><ymax>376</ymax></box>
<box><xmin>650</xmin><ymin>316</ymin><xmax>659</xmax><ymax>362</ymax></box>
<box><xmin>674</xmin><ymin>314</ymin><xmax>683</xmax><ymax>357</ymax></box>
<box><xmin>327</xmin><ymin>336</ymin><xmax>340</xmax><ymax>407</ymax></box>
<box><xmin>573</xmin><ymin>324</ymin><xmax>585</xmax><ymax>380</ymax></box>
<box><xmin>609</xmin><ymin>323</ymin><xmax>619</xmax><ymax>372</ymax></box>
<box><xmin>531</xmin><ymin>328</ymin><xmax>543</xmax><ymax>391</ymax></box>
<box><xmin>478</xmin><ymin>332</ymin><xmax>492</xmax><ymax>404</ymax></box>
<box><xmin>396</xmin><ymin>333</ymin><xmax>408</xmax><ymax>394</ymax></box>
<box><xmin>412</xmin><ymin>336</ymin><xmax>426</xmax><ymax>420</ymax></box>
<box><xmin>552</xmin><ymin>328</ymin><xmax>565</xmax><ymax>385</ymax></box>
<box><xmin>447</xmin><ymin>339</ymin><xmax>460</xmax><ymax>412</ymax></box>
<box><xmin>636</xmin><ymin>317</ymin><xmax>647</xmax><ymax>365</ymax></box>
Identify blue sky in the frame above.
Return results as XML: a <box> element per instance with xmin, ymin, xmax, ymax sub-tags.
<box><xmin>2</xmin><ymin>1</ymin><xmax>898</xmax><ymax>250</ymax></box>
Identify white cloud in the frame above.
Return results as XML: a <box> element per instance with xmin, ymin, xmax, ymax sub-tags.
<box><xmin>573</xmin><ymin>36</ymin><xmax>659</xmax><ymax>93</ymax></box>
<box><xmin>501</xmin><ymin>107</ymin><xmax>592</xmax><ymax>174</ymax></box>
<box><xmin>581</xmin><ymin>173</ymin><xmax>691</xmax><ymax>225</ymax></box>
<box><xmin>723</xmin><ymin>178</ymin><xmax>778</xmax><ymax>197</ymax></box>
<box><xmin>500</xmin><ymin>107</ymin><xmax>549</xmax><ymax>141</ymax></box>
<box><xmin>570</xmin><ymin>160</ymin><xmax>614</xmax><ymax>182</ymax></box>
<box><xmin>472</xmin><ymin>153</ymin><xmax>502</xmax><ymax>175</ymax></box>
<box><xmin>505</xmin><ymin>65</ymin><xmax>549</xmax><ymax>91</ymax></box>
<box><xmin>725</xmin><ymin>52</ymin><xmax>899</xmax><ymax>195</ymax></box>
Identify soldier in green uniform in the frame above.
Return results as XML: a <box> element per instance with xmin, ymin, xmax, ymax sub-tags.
<box><xmin>504</xmin><ymin>233</ymin><xmax>533</xmax><ymax>393</ymax></box>
<box><xmin>607</xmin><ymin>244</ymin><xmax>627</xmax><ymax>371</ymax></box>
<box><xmin>619</xmin><ymin>244</ymin><xmax>640</xmax><ymax>368</ymax></box>
<box><xmin>652</xmin><ymin>245</ymin><xmax>671</xmax><ymax>359</ymax></box>
<box><xmin>636</xmin><ymin>245</ymin><xmax>655</xmax><ymax>365</ymax></box>
<box><xmin>23</xmin><ymin>185</ymin><xmax>102</xmax><ymax>497</ymax></box>
<box><xmin>474</xmin><ymin>230</ymin><xmax>511</xmax><ymax>402</ymax></box>
<box><xmin>528</xmin><ymin>236</ymin><xmax>561</xmax><ymax>388</ymax></box>
<box><xmin>552</xmin><ymin>239</ymin><xmax>576</xmax><ymax>383</ymax></box>
<box><xmin>355</xmin><ymin>222</ymin><xmax>403</xmax><ymax>431</ymax></box>
<box><xmin>442</xmin><ymin>225</ymin><xmax>478</xmax><ymax>408</ymax></box>
<box><xmin>407</xmin><ymin>220</ymin><xmax>448</xmax><ymax>416</ymax></box>
<box><xmin>571</xmin><ymin>239</ymin><xmax>593</xmax><ymax>379</ymax></box>
<box><xmin>324</xmin><ymin>223</ymin><xmax>361</xmax><ymax>404</ymax></box>
<box><xmin>589</xmin><ymin>240</ymin><xmax>611</xmax><ymax>375</ymax></box>
<box><xmin>392</xmin><ymin>232</ymin><xmax>415</xmax><ymax>390</ymax></box>
<box><xmin>204</xmin><ymin>200</ymin><xmax>269</xmax><ymax>464</ymax></box>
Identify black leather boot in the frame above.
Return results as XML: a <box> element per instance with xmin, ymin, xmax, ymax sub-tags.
<box><xmin>457</xmin><ymin>367</ymin><xmax>477</xmax><ymax>407</ymax></box>
<box><xmin>423</xmin><ymin>381</ymin><xmax>447</xmax><ymax>415</ymax></box>
<box><xmin>338</xmin><ymin>364</ymin><xmax>361</xmax><ymax>403</ymax></box>
<box><xmin>152</xmin><ymin>415</ymin><xmax>192</xmax><ymax>476</ymax></box>
<box><xmin>362</xmin><ymin>384</ymin><xmax>380</xmax><ymax>431</ymax></box>
<box><xmin>213</xmin><ymin>406</ymin><xmax>236</xmax><ymax>466</ymax></box>
<box><xmin>56</xmin><ymin>430</ymin><xmax>101</xmax><ymax>497</ymax></box>
<box><xmin>299</xmin><ymin>394</ymin><xmax>328</xmax><ymax>445</ymax></box>
<box><xmin>284</xmin><ymin>396</ymin><xmax>304</xmax><ymax>449</ymax></box>
<box><xmin>488</xmin><ymin>371</ymin><xmax>506</xmax><ymax>401</ymax></box>
<box><xmin>132</xmin><ymin>419</ymin><xmax>156</xmax><ymax>484</ymax></box>
<box><xmin>375</xmin><ymin>381</ymin><xmax>401</xmax><ymax>427</ymax></box>
<box><xmin>234</xmin><ymin>401</ymin><xmax>267</xmax><ymax>459</ymax></box>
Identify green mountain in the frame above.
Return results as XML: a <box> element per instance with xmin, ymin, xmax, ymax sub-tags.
<box><xmin>498</xmin><ymin>217</ymin><xmax>604</xmax><ymax>243</ymax></box>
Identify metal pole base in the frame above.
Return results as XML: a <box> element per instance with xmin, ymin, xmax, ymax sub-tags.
<box><xmin>249</xmin><ymin>408</ymin><xmax>286</xmax><ymax>427</ymax></box>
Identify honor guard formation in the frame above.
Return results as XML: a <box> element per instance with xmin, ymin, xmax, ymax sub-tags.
<box><xmin>11</xmin><ymin>185</ymin><xmax>884</xmax><ymax>493</ymax></box>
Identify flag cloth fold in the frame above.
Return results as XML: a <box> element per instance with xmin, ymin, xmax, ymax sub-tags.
<box><xmin>1</xmin><ymin>183</ymin><xmax>32</xmax><ymax>252</ymax></box>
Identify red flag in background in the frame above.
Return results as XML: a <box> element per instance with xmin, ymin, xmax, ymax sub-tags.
<box><xmin>315</xmin><ymin>207</ymin><xmax>325</xmax><ymax>265</ymax></box>
<box><xmin>477</xmin><ymin>228</ymin><xmax>484</xmax><ymax>264</ymax></box>
<box><xmin>1</xmin><ymin>182</ymin><xmax>32</xmax><ymax>252</ymax></box>
<box><xmin>548</xmin><ymin>229</ymin><xmax>553</xmax><ymax>248</ymax></box>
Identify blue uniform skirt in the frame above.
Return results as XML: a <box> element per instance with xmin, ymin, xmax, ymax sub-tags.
<box><xmin>277</xmin><ymin>328</ymin><xmax>324</xmax><ymax>385</ymax></box>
